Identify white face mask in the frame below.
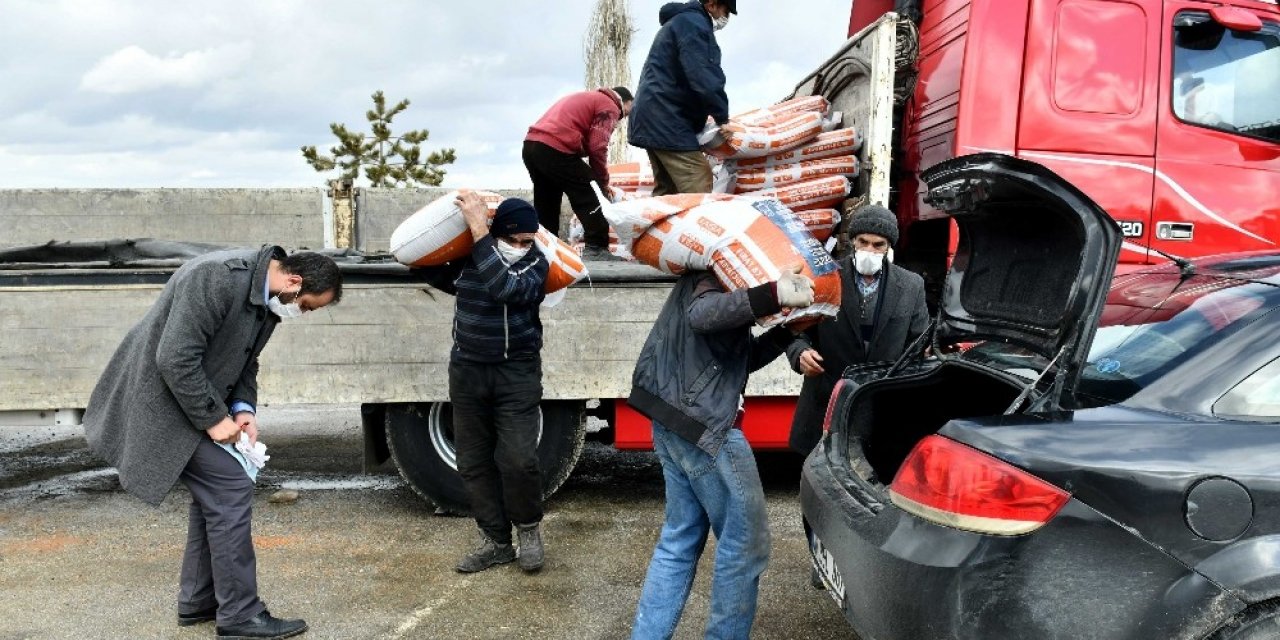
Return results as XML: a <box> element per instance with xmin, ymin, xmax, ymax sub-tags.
<box><xmin>713</xmin><ymin>14</ymin><xmax>730</xmax><ymax>31</ymax></box>
<box><xmin>497</xmin><ymin>240</ymin><xmax>531</xmax><ymax>265</ymax></box>
<box><xmin>854</xmin><ymin>249</ymin><xmax>890</xmax><ymax>276</ymax></box>
<box><xmin>268</xmin><ymin>286</ymin><xmax>304</xmax><ymax>319</ymax></box>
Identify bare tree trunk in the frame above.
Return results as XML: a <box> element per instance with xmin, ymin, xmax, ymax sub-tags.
<box><xmin>585</xmin><ymin>0</ymin><xmax>634</xmax><ymax>164</ymax></box>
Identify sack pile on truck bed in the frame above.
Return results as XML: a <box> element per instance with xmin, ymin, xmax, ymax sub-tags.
<box><xmin>389</xmin><ymin>189</ymin><xmax>588</xmax><ymax>296</ymax></box>
<box><xmin>598</xmin><ymin>190</ymin><xmax>842</xmax><ymax>329</ymax></box>
<box><xmin>581</xmin><ymin>95</ymin><xmax>862</xmax><ymax>262</ymax></box>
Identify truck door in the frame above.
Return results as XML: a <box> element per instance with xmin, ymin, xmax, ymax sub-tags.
<box><xmin>1016</xmin><ymin>0</ymin><xmax>1162</xmax><ymax>265</ymax></box>
<box><xmin>1153</xmin><ymin>3</ymin><xmax>1280</xmax><ymax>259</ymax></box>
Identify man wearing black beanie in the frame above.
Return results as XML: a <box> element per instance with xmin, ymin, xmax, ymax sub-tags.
<box><xmin>784</xmin><ymin>204</ymin><xmax>929</xmax><ymax>454</ymax></box>
<box><xmin>421</xmin><ymin>192</ymin><xmax>552</xmax><ymax>574</ymax></box>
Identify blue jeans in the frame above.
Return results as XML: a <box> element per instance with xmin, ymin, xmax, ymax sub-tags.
<box><xmin>631</xmin><ymin>422</ymin><xmax>771</xmax><ymax>640</ymax></box>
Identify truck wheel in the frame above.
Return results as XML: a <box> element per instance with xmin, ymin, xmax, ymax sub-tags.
<box><xmin>385</xmin><ymin>401</ymin><xmax>587</xmax><ymax>514</ymax></box>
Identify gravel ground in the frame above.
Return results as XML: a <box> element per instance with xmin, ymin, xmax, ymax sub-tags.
<box><xmin>0</xmin><ymin>405</ymin><xmax>855</xmax><ymax>640</ymax></box>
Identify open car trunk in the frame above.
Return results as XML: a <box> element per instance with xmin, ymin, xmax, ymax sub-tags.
<box><xmin>829</xmin><ymin>154</ymin><xmax>1121</xmax><ymax>486</ymax></box>
<box><xmin>844</xmin><ymin>361</ymin><xmax>1024</xmax><ymax>483</ymax></box>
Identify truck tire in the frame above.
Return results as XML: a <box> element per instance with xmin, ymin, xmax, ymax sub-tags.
<box><xmin>385</xmin><ymin>401</ymin><xmax>587</xmax><ymax>514</ymax></box>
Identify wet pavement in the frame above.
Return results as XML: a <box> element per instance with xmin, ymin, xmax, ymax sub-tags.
<box><xmin>0</xmin><ymin>405</ymin><xmax>855</xmax><ymax>639</ymax></box>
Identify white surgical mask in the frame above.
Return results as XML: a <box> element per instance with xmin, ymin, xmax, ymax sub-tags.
<box><xmin>497</xmin><ymin>240</ymin><xmax>531</xmax><ymax>265</ymax></box>
<box><xmin>268</xmin><ymin>287</ymin><xmax>304</xmax><ymax>319</ymax></box>
<box><xmin>854</xmin><ymin>250</ymin><xmax>887</xmax><ymax>276</ymax></box>
<box><xmin>713</xmin><ymin>14</ymin><xmax>730</xmax><ymax>31</ymax></box>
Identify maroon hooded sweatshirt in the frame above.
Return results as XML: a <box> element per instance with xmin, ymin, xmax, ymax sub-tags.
<box><xmin>525</xmin><ymin>88</ymin><xmax>625</xmax><ymax>187</ymax></box>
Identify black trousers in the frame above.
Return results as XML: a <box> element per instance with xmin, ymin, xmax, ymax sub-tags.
<box><xmin>522</xmin><ymin>140</ymin><xmax>611</xmax><ymax>248</ymax></box>
<box><xmin>449</xmin><ymin>357</ymin><xmax>544</xmax><ymax>545</ymax></box>
<box><xmin>178</xmin><ymin>438</ymin><xmax>265</xmax><ymax>626</ymax></box>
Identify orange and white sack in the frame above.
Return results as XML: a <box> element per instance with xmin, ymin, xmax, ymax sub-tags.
<box><xmin>598</xmin><ymin>190</ymin><xmax>841</xmax><ymax>328</ymax></box>
<box><xmin>609</xmin><ymin>161</ymin><xmax>656</xmax><ymax>192</ymax></box>
<box><xmin>389</xmin><ymin>190</ymin><xmax>588</xmax><ymax>298</ymax></box>
<box><xmin>701</xmin><ymin>111</ymin><xmax>839</xmax><ymax>160</ymax></box>
<box><xmin>754</xmin><ymin>175</ymin><xmax>852</xmax><ymax>211</ymax></box>
<box><xmin>734</xmin><ymin>128</ymin><xmax>863</xmax><ymax>170</ymax></box>
<box><xmin>567</xmin><ymin>217</ymin><xmax>634</xmax><ymax>261</ymax></box>
<box><xmin>734</xmin><ymin>95</ymin><xmax>831</xmax><ymax>126</ymax></box>
<box><xmin>791</xmin><ymin>208</ymin><xmax>842</xmax><ymax>243</ymax></box>
<box><xmin>734</xmin><ymin>155</ymin><xmax>859</xmax><ymax>192</ymax></box>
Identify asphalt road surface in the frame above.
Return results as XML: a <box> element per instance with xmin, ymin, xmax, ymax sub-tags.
<box><xmin>0</xmin><ymin>405</ymin><xmax>855</xmax><ymax>639</ymax></box>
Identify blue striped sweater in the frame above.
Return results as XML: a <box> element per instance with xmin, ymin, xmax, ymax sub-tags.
<box><xmin>441</xmin><ymin>236</ymin><xmax>549</xmax><ymax>363</ymax></box>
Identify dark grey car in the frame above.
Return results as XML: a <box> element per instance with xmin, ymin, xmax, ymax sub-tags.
<box><xmin>801</xmin><ymin>154</ymin><xmax>1280</xmax><ymax>639</ymax></box>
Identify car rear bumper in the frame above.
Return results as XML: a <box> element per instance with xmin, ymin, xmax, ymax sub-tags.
<box><xmin>799</xmin><ymin>442</ymin><xmax>1245</xmax><ymax>640</ymax></box>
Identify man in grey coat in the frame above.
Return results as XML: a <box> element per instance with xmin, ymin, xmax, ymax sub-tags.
<box><xmin>83</xmin><ymin>245</ymin><xmax>342</xmax><ymax>640</ymax></box>
<box><xmin>786</xmin><ymin>205</ymin><xmax>929</xmax><ymax>453</ymax></box>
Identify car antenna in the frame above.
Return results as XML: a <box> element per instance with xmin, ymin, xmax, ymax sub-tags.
<box><xmin>1151</xmin><ymin>246</ymin><xmax>1195</xmax><ymax>278</ymax></box>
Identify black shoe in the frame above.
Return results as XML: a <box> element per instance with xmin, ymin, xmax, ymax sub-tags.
<box><xmin>178</xmin><ymin>605</ymin><xmax>217</xmax><ymax>626</ymax></box>
<box><xmin>455</xmin><ymin>533</ymin><xmax>516</xmax><ymax>573</ymax></box>
<box><xmin>216</xmin><ymin>610</ymin><xmax>308</xmax><ymax>639</ymax></box>
<box><xmin>581</xmin><ymin>245</ymin><xmax>626</xmax><ymax>262</ymax></box>
<box><xmin>517</xmin><ymin>523</ymin><xmax>544</xmax><ymax>573</ymax></box>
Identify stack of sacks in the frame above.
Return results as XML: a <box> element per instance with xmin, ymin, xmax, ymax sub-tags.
<box><xmin>389</xmin><ymin>190</ymin><xmax>589</xmax><ymax>302</ymax></box>
<box><xmin>700</xmin><ymin>96</ymin><xmax>840</xmax><ymax>160</ymax></box>
<box><xmin>608</xmin><ymin>161</ymin><xmax>655</xmax><ymax>198</ymax></box>
<box><xmin>696</xmin><ymin>96</ymin><xmax>863</xmax><ymax>216</ymax></box>
<box><xmin>598</xmin><ymin>189</ymin><xmax>842</xmax><ymax>329</ymax></box>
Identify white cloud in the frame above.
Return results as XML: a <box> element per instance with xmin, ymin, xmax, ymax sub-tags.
<box><xmin>79</xmin><ymin>43</ymin><xmax>253</xmax><ymax>94</ymax></box>
<box><xmin>1</xmin><ymin>0</ymin><xmax>854</xmax><ymax>188</ymax></box>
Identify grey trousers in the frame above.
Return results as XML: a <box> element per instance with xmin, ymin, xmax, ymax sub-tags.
<box><xmin>177</xmin><ymin>438</ymin><xmax>265</xmax><ymax>626</ymax></box>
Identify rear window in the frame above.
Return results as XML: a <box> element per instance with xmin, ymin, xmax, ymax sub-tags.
<box><xmin>1079</xmin><ymin>280</ymin><xmax>1279</xmax><ymax>404</ymax></box>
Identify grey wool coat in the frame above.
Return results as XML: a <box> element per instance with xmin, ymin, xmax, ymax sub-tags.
<box><xmin>785</xmin><ymin>260</ymin><xmax>929</xmax><ymax>454</ymax></box>
<box><xmin>84</xmin><ymin>245</ymin><xmax>284</xmax><ymax>505</ymax></box>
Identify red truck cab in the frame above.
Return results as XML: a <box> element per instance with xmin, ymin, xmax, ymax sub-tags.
<box><xmin>858</xmin><ymin>0</ymin><xmax>1280</xmax><ymax>271</ymax></box>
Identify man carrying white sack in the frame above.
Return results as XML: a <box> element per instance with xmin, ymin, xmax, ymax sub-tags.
<box><xmin>82</xmin><ymin>247</ymin><xmax>343</xmax><ymax>640</ymax></box>
<box><xmin>413</xmin><ymin>193</ymin><xmax>552</xmax><ymax>574</ymax></box>
<box><xmin>523</xmin><ymin>86</ymin><xmax>633</xmax><ymax>262</ymax></box>
<box><xmin>628</xmin><ymin>264</ymin><xmax>815</xmax><ymax>639</ymax></box>
<box><xmin>629</xmin><ymin>0</ymin><xmax>736</xmax><ymax>195</ymax></box>
<box><xmin>786</xmin><ymin>204</ymin><xmax>929</xmax><ymax>454</ymax></box>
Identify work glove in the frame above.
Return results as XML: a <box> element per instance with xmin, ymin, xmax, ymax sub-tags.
<box><xmin>776</xmin><ymin>264</ymin><xmax>815</xmax><ymax>308</ymax></box>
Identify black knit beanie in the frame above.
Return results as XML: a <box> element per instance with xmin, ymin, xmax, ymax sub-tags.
<box><xmin>491</xmin><ymin>199</ymin><xmax>540</xmax><ymax>237</ymax></box>
<box><xmin>847</xmin><ymin>204</ymin><xmax>900</xmax><ymax>247</ymax></box>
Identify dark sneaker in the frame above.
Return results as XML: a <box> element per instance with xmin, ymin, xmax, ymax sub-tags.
<box><xmin>455</xmin><ymin>534</ymin><xmax>516</xmax><ymax>573</ymax></box>
<box><xmin>517</xmin><ymin>523</ymin><xmax>544</xmax><ymax>572</ymax></box>
<box><xmin>581</xmin><ymin>245</ymin><xmax>626</xmax><ymax>262</ymax></box>
<box><xmin>215</xmin><ymin>610</ymin><xmax>307</xmax><ymax>639</ymax></box>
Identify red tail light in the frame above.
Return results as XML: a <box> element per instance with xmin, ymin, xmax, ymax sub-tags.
<box><xmin>822</xmin><ymin>379</ymin><xmax>848</xmax><ymax>434</ymax></box>
<box><xmin>889</xmin><ymin>435</ymin><xmax>1069</xmax><ymax>536</ymax></box>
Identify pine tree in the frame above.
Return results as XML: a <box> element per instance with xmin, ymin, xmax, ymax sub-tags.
<box><xmin>301</xmin><ymin>91</ymin><xmax>457</xmax><ymax>187</ymax></box>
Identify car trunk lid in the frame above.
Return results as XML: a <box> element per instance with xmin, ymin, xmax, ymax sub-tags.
<box><xmin>922</xmin><ymin>153</ymin><xmax>1123</xmax><ymax>408</ymax></box>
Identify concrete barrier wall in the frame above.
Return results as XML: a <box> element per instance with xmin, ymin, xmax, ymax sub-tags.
<box><xmin>0</xmin><ymin>188</ymin><xmax>327</xmax><ymax>250</ymax></box>
<box><xmin>0</xmin><ymin>188</ymin><xmax>569</xmax><ymax>253</ymax></box>
<box><xmin>355</xmin><ymin>188</ymin><xmax>535</xmax><ymax>253</ymax></box>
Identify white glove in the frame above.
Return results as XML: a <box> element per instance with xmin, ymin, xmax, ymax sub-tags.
<box><xmin>777</xmin><ymin>264</ymin><xmax>815</xmax><ymax>308</ymax></box>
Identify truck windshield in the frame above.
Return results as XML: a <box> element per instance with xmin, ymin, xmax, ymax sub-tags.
<box><xmin>1172</xmin><ymin>12</ymin><xmax>1280</xmax><ymax>143</ymax></box>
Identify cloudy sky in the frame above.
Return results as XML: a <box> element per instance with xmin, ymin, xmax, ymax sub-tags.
<box><xmin>0</xmin><ymin>1</ymin><xmax>852</xmax><ymax>190</ymax></box>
